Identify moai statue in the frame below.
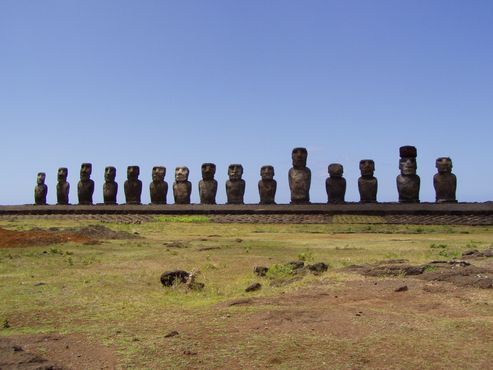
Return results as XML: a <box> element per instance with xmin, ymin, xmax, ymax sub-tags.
<box><xmin>78</xmin><ymin>163</ymin><xmax>94</xmax><ymax>205</ymax></box>
<box><xmin>150</xmin><ymin>166</ymin><xmax>168</xmax><ymax>204</ymax></box>
<box><xmin>434</xmin><ymin>157</ymin><xmax>457</xmax><ymax>203</ymax></box>
<box><xmin>56</xmin><ymin>167</ymin><xmax>70</xmax><ymax>205</ymax></box>
<box><xmin>173</xmin><ymin>166</ymin><xmax>192</xmax><ymax>204</ymax></box>
<box><xmin>34</xmin><ymin>172</ymin><xmax>48</xmax><ymax>205</ymax></box>
<box><xmin>199</xmin><ymin>163</ymin><xmax>217</xmax><ymax>204</ymax></box>
<box><xmin>103</xmin><ymin>166</ymin><xmax>118</xmax><ymax>205</ymax></box>
<box><xmin>124</xmin><ymin>166</ymin><xmax>142</xmax><ymax>204</ymax></box>
<box><xmin>358</xmin><ymin>159</ymin><xmax>378</xmax><ymax>203</ymax></box>
<box><xmin>326</xmin><ymin>163</ymin><xmax>346</xmax><ymax>204</ymax></box>
<box><xmin>288</xmin><ymin>147</ymin><xmax>311</xmax><ymax>204</ymax></box>
<box><xmin>396</xmin><ymin>146</ymin><xmax>420</xmax><ymax>203</ymax></box>
<box><xmin>226</xmin><ymin>164</ymin><xmax>245</xmax><ymax>204</ymax></box>
<box><xmin>258</xmin><ymin>165</ymin><xmax>276</xmax><ymax>204</ymax></box>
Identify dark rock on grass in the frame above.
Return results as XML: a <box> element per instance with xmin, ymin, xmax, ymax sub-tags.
<box><xmin>254</xmin><ymin>266</ymin><xmax>269</xmax><ymax>277</ymax></box>
<box><xmin>164</xmin><ymin>331</ymin><xmax>179</xmax><ymax>338</ymax></box>
<box><xmin>361</xmin><ymin>265</ymin><xmax>426</xmax><ymax>277</ymax></box>
<box><xmin>307</xmin><ymin>262</ymin><xmax>328</xmax><ymax>273</ymax></box>
<box><xmin>287</xmin><ymin>260</ymin><xmax>304</xmax><ymax>270</ymax></box>
<box><xmin>394</xmin><ymin>285</ymin><xmax>408</xmax><ymax>292</ymax></box>
<box><xmin>245</xmin><ymin>282</ymin><xmax>262</xmax><ymax>292</ymax></box>
<box><xmin>189</xmin><ymin>282</ymin><xmax>205</xmax><ymax>291</ymax></box>
<box><xmin>462</xmin><ymin>249</ymin><xmax>493</xmax><ymax>258</ymax></box>
<box><xmin>160</xmin><ymin>270</ymin><xmax>189</xmax><ymax>287</ymax></box>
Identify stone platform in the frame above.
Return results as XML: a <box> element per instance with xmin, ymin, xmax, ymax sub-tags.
<box><xmin>1</xmin><ymin>203</ymin><xmax>493</xmax><ymax>225</ymax></box>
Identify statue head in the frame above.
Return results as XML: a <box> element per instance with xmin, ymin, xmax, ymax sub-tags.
<box><xmin>175</xmin><ymin>166</ymin><xmax>190</xmax><ymax>182</ymax></box>
<box><xmin>57</xmin><ymin>167</ymin><xmax>68</xmax><ymax>182</ymax></box>
<box><xmin>37</xmin><ymin>172</ymin><xmax>46</xmax><ymax>185</ymax></box>
<box><xmin>228</xmin><ymin>164</ymin><xmax>243</xmax><ymax>181</ymax></box>
<box><xmin>328</xmin><ymin>163</ymin><xmax>344</xmax><ymax>178</ymax></box>
<box><xmin>292</xmin><ymin>147</ymin><xmax>308</xmax><ymax>169</ymax></box>
<box><xmin>260</xmin><ymin>165</ymin><xmax>275</xmax><ymax>181</ymax></box>
<box><xmin>104</xmin><ymin>166</ymin><xmax>116</xmax><ymax>182</ymax></box>
<box><xmin>152</xmin><ymin>166</ymin><xmax>166</xmax><ymax>182</ymax></box>
<box><xmin>359</xmin><ymin>160</ymin><xmax>375</xmax><ymax>177</ymax></box>
<box><xmin>436</xmin><ymin>157</ymin><xmax>452</xmax><ymax>173</ymax></box>
<box><xmin>127</xmin><ymin>166</ymin><xmax>140</xmax><ymax>180</ymax></box>
<box><xmin>399</xmin><ymin>146</ymin><xmax>417</xmax><ymax>176</ymax></box>
<box><xmin>80</xmin><ymin>163</ymin><xmax>92</xmax><ymax>181</ymax></box>
<box><xmin>201</xmin><ymin>163</ymin><xmax>216</xmax><ymax>181</ymax></box>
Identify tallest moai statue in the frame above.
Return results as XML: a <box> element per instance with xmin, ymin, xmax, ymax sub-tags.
<box><xmin>288</xmin><ymin>147</ymin><xmax>311</xmax><ymax>204</ymax></box>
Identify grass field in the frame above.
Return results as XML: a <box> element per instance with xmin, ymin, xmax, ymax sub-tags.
<box><xmin>1</xmin><ymin>216</ymin><xmax>492</xmax><ymax>369</ymax></box>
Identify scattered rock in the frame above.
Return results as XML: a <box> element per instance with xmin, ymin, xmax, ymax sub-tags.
<box><xmin>160</xmin><ymin>270</ymin><xmax>189</xmax><ymax>287</ymax></box>
<box><xmin>287</xmin><ymin>261</ymin><xmax>304</xmax><ymax>270</ymax></box>
<box><xmin>245</xmin><ymin>283</ymin><xmax>262</xmax><ymax>292</ymax></box>
<box><xmin>164</xmin><ymin>331</ymin><xmax>179</xmax><ymax>338</ymax></box>
<box><xmin>235</xmin><ymin>238</ymin><xmax>243</xmax><ymax>243</ymax></box>
<box><xmin>227</xmin><ymin>298</ymin><xmax>253</xmax><ymax>307</ymax></box>
<box><xmin>197</xmin><ymin>246</ymin><xmax>221</xmax><ymax>251</ymax></box>
<box><xmin>254</xmin><ymin>266</ymin><xmax>269</xmax><ymax>277</ymax></box>
<box><xmin>34</xmin><ymin>282</ymin><xmax>47</xmax><ymax>286</ymax></box>
<box><xmin>163</xmin><ymin>241</ymin><xmax>187</xmax><ymax>248</ymax></box>
<box><xmin>462</xmin><ymin>249</ymin><xmax>493</xmax><ymax>258</ymax></box>
<box><xmin>395</xmin><ymin>285</ymin><xmax>408</xmax><ymax>292</ymax></box>
<box><xmin>307</xmin><ymin>262</ymin><xmax>328</xmax><ymax>273</ymax></box>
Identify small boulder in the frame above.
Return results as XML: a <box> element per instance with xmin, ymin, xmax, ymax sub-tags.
<box><xmin>160</xmin><ymin>270</ymin><xmax>189</xmax><ymax>287</ymax></box>
<box><xmin>307</xmin><ymin>262</ymin><xmax>328</xmax><ymax>273</ymax></box>
<box><xmin>254</xmin><ymin>266</ymin><xmax>269</xmax><ymax>277</ymax></box>
<box><xmin>287</xmin><ymin>261</ymin><xmax>304</xmax><ymax>270</ymax></box>
<box><xmin>245</xmin><ymin>282</ymin><xmax>262</xmax><ymax>292</ymax></box>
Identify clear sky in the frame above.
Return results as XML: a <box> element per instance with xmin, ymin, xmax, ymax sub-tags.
<box><xmin>1</xmin><ymin>1</ymin><xmax>492</xmax><ymax>205</ymax></box>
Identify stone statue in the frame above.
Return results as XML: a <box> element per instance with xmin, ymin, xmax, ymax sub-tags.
<box><xmin>288</xmin><ymin>147</ymin><xmax>311</xmax><ymax>204</ymax></box>
<box><xmin>396</xmin><ymin>146</ymin><xmax>420</xmax><ymax>203</ymax></box>
<box><xmin>434</xmin><ymin>157</ymin><xmax>457</xmax><ymax>203</ymax></box>
<box><xmin>199</xmin><ymin>163</ymin><xmax>217</xmax><ymax>204</ymax></box>
<box><xmin>173</xmin><ymin>166</ymin><xmax>192</xmax><ymax>204</ymax></box>
<box><xmin>150</xmin><ymin>166</ymin><xmax>168</xmax><ymax>204</ymax></box>
<box><xmin>124</xmin><ymin>166</ymin><xmax>142</xmax><ymax>204</ymax></box>
<box><xmin>358</xmin><ymin>159</ymin><xmax>378</xmax><ymax>203</ymax></box>
<box><xmin>78</xmin><ymin>163</ymin><xmax>94</xmax><ymax>205</ymax></box>
<box><xmin>258</xmin><ymin>165</ymin><xmax>276</xmax><ymax>204</ymax></box>
<box><xmin>326</xmin><ymin>163</ymin><xmax>346</xmax><ymax>204</ymax></box>
<box><xmin>226</xmin><ymin>164</ymin><xmax>245</xmax><ymax>204</ymax></box>
<box><xmin>34</xmin><ymin>172</ymin><xmax>47</xmax><ymax>205</ymax></box>
<box><xmin>103</xmin><ymin>166</ymin><xmax>118</xmax><ymax>205</ymax></box>
<box><xmin>56</xmin><ymin>167</ymin><xmax>70</xmax><ymax>205</ymax></box>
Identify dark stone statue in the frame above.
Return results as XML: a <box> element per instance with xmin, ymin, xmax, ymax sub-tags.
<box><xmin>258</xmin><ymin>165</ymin><xmax>276</xmax><ymax>204</ymax></box>
<box><xmin>396</xmin><ymin>146</ymin><xmax>420</xmax><ymax>203</ymax></box>
<box><xmin>226</xmin><ymin>164</ymin><xmax>245</xmax><ymax>204</ymax></box>
<box><xmin>358</xmin><ymin>159</ymin><xmax>378</xmax><ymax>203</ymax></box>
<box><xmin>288</xmin><ymin>147</ymin><xmax>311</xmax><ymax>204</ymax></box>
<box><xmin>34</xmin><ymin>172</ymin><xmax>47</xmax><ymax>205</ymax></box>
<box><xmin>78</xmin><ymin>163</ymin><xmax>94</xmax><ymax>205</ymax></box>
<box><xmin>150</xmin><ymin>166</ymin><xmax>168</xmax><ymax>204</ymax></box>
<box><xmin>124</xmin><ymin>166</ymin><xmax>142</xmax><ymax>204</ymax></box>
<box><xmin>434</xmin><ymin>157</ymin><xmax>457</xmax><ymax>203</ymax></box>
<box><xmin>56</xmin><ymin>167</ymin><xmax>70</xmax><ymax>205</ymax></box>
<box><xmin>199</xmin><ymin>163</ymin><xmax>217</xmax><ymax>204</ymax></box>
<box><xmin>326</xmin><ymin>163</ymin><xmax>346</xmax><ymax>204</ymax></box>
<box><xmin>173</xmin><ymin>166</ymin><xmax>192</xmax><ymax>204</ymax></box>
<box><xmin>103</xmin><ymin>166</ymin><xmax>118</xmax><ymax>205</ymax></box>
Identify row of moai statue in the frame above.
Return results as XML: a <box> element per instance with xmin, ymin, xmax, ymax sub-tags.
<box><xmin>33</xmin><ymin>146</ymin><xmax>457</xmax><ymax>205</ymax></box>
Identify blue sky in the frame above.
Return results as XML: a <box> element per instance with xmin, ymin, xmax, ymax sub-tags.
<box><xmin>1</xmin><ymin>1</ymin><xmax>492</xmax><ymax>205</ymax></box>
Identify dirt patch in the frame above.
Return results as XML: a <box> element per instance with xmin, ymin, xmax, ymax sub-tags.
<box><xmin>347</xmin><ymin>259</ymin><xmax>493</xmax><ymax>289</ymax></box>
<box><xmin>0</xmin><ymin>225</ymin><xmax>138</xmax><ymax>249</ymax></box>
<box><xmin>0</xmin><ymin>333</ymin><xmax>117</xmax><ymax>370</ymax></box>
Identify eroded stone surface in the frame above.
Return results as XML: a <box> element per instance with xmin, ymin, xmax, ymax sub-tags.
<box><xmin>103</xmin><ymin>166</ymin><xmax>118</xmax><ymax>205</ymax></box>
<box><xmin>173</xmin><ymin>166</ymin><xmax>191</xmax><ymax>204</ymax></box>
<box><xmin>56</xmin><ymin>167</ymin><xmax>70</xmax><ymax>205</ymax></box>
<box><xmin>124</xmin><ymin>166</ymin><xmax>142</xmax><ymax>205</ymax></box>
<box><xmin>434</xmin><ymin>157</ymin><xmax>457</xmax><ymax>203</ymax></box>
<box><xmin>397</xmin><ymin>146</ymin><xmax>420</xmax><ymax>203</ymax></box>
<box><xmin>226</xmin><ymin>164</ymin><xmax>245</xmax><ymax>204</ymax></box>
<box><xmin>150</xmin><ymin>166</ymin><xmax>168</xmax><ymax>204</ymax></box>
<box><xmin>34</xmin><ymin>172</ymin><xmax>47</xmax><ymax>205</ymax></box>
<box><xmin>199</xmin><ymin>163</ymin><xmax>217</xmax><ymax>205</ymax></box>
<box><xmin>78</xmin><ymin>163</ymin><xmax>94</xmax><ymax>205</ymax></box>
<box><xmin>358</xmin><ymin>159</ymin><xmax>377</xmax><ymax>203</ymax></box>
<box><xmin>288</xmin><ymin>147</ymin><xmax>311</xmax><ymax>204</ymax></box>
<box><xmin>258</xmin><ymin>165</ymin><xmax>277</xmax><ymax>204</ymax></box>
<box><xmin>326</xmin><ymin>163</ymin><xmax>346</xmax><ymax>204</ymax></box>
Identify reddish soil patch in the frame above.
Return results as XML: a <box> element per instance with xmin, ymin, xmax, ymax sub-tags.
<box><xmin>0</xmin><ymin>227</ymin><xmax>94</xmax><ymax>248</ymax></box>
<box><xmin>0</xmin><ymin>334</ymin><xmax>117</xmax><ymax>370</ymax></box>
